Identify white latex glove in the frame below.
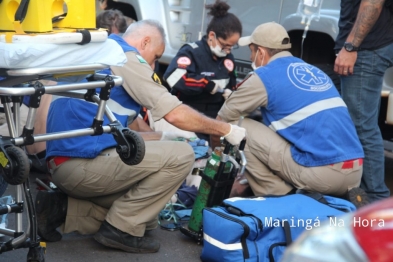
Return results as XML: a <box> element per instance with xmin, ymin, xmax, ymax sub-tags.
<box><xmin>160</xmin><ymin>131</ymin><xmax>196</xmax><ymax>141</ymax></box>
<box><xmin>224</xmin><ymin>124</ymin><xmax>246</xmax><ymax>145</ymax></box>
<box><xmin>222</xmin><ymin>89</ymin><xmax>233</xmax><ymax>100</ymax></box>
<box><xmin>210</xmin><ymin>83</ymin><xmax>224</xmax><ymax>95</ymax></box>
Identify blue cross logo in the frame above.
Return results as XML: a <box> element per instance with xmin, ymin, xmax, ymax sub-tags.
<box><xmin>288</xmin><ymin>63</ymin><xmax>332</xmax><ymax>92</ymax></box>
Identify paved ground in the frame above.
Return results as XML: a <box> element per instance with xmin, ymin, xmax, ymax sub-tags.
<box><xmin>0</xmin><ymin>171</ymin><xmax>203</xmax><ymax>262</ymax></box>
<box><xmin>1</xmin><ymin>154</ymin><xmax>392</xmax><ymax>262</ymax></box>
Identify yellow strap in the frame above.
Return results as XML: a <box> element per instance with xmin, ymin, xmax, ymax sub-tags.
<box><xmin>13</xmin><ymin>21</ymin><xmax>25</xmax><ymax>35</ymax></box>
<box><xmin>5</xmin><ymin>32</ymin><xmax>14</xmax><ymax>43</ymax></box>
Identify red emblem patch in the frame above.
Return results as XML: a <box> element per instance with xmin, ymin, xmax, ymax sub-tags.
<box><xmin>224</xmin><ymin>59</ymin><xmax>234</xmax><ymax>72</ymax></box>
<box><xmin>177</xmin><ymin>57</ymin><xmax>191</xmax><ymax>68</ymax></box>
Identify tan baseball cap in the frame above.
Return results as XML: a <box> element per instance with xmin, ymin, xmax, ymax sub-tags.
<box><xmin>238</xmin><ymin>22</ymin><xmax>291</xmax><ymax>49</ymax></box>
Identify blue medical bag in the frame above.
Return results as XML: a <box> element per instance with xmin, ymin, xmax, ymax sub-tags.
<box><xmin>201</xmin><ymin>194</ymin><xmax>356</xmax><ymax>262</ymax></box>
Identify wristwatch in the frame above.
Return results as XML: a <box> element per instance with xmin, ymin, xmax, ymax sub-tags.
<box><xmin>344</xmin><ymin>42</ymin><xmax>359</xmax><ymax>52</ymax></box>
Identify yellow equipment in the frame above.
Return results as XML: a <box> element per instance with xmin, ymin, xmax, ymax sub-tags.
<box><xmin>0</xmin><ymin>0</ymin><xmax>95</xmax><ymax>33</ymax></box>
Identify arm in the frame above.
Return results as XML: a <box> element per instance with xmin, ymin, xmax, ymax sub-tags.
<box><xmin>128</xmin><ymin>116</ymin><xmax>154</xmax><ymax>132</ymax></box>
<box><xmin>128</xmin><ymin>117</ymin><xmax>188</xmax><ymax>141</ymax></box>
<box><xmin>164</xmin><ymin>104</ymin><xmax>231</xmax><ymax>136</ymax></box>
<box><xmin>128</xmin><ymin>105</ymin><xmax>233</xmax><ymax>141</ymax></box>
<box><xmin>218</xmin><ymin>74</ymin><xmax>267</xmax><ymax>123</ymax></box>
<box><xmin>222</xmin><ymin>60</ymin><xmax>238</xmax><ymax>100</ymax></box>
<box><xmin>347</xmin><ymin>0</ymin><xmax>385</xmax><ymax>47</ymax></box>
<box><xmin>127</xmin><ymin>115</ymin><xmax>162</xmax><ymax>141</ymax></box>
<box><xmin>211</xmin><ymin>74</ymin><xmax>267</xmax><ymax>148</ymax></box>
<box><xmin>334</xmin><ymin>0</ymin><xmax>386</xmax><ymax>75</ymax></box>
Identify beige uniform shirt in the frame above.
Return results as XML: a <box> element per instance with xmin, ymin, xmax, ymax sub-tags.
<box><xmin>111</xmin><ymin>52</ymin><xmax>182</xmax><ymax>121</ymax></box>
<box><xmin>218</xmin><ymin>51</ymin><xmax>292</xmax><ymax>122</ymax></box>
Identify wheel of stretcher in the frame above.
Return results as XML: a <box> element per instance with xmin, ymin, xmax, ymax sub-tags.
<box><xmin>117</xmin><ymin>130</ymin><xmax>145</xmax><ymax>166</ymax></box>
<box><xmin>1</xmin><ymin>146</ymin><xmax>30</xmax><ymax>185</ymax></box>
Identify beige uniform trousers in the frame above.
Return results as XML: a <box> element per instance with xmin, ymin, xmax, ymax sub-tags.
<box><xmin>50</xmin><ymin>141</ymin><xmax>194</xmax><ymax>237</ymax></box>
<box><xmin>240</xmin><ymin>118</ymin><xmax>362</xmax><ymax>196</ymax></box>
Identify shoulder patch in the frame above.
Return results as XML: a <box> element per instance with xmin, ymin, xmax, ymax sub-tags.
<box><xmin>224</xmin><ymin>59</ymin><xmax>234</xmax><ymax>72</ymax></box>
<box><xmin>151</xmin><ymin>72</ymin><xmax>162</xmax><ymax>85</ymax></box>
<box><xmin>187</xmin><ymin>42</ymin><xmax>199</xmax><ymax>49</ymax></box>
<box><xmin>177</xmin><ymin>56</ymin><xmax>191</xmax><ymax>68</ymax></box>
<box><xmin>136</xmin><ymin>54</ymin><xmax>147</xmax><ymax>64</ymax></box>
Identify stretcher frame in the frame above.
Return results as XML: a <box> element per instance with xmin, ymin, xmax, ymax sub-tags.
<box><xmin>0</xmin><ymin>64</ymin><xmax>145</xmax><ymax>261</ymax></box>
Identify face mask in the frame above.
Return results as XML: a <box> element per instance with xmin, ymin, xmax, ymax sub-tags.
<box><xmin>210</xmin><ymin>33</ymin><xmax>228</xmax><ymax>57</ymax></box>
<box><xmin>251</xmin><ymin>50</ymin><xmax>259</xmax><ymax>70</ymax></box>
<box><xmin>251</xmin><ymin>49</ymin><xmax>265</xmax><ymax>70</ymax></box>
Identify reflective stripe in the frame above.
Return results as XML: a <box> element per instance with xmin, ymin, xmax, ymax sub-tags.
<box><xmin>269</xmin><ymin>97</ymin><xmax>347</xmax><ymax>131</ymax></box>
<box><xmin>166</xmin><ymin>68</ymin><xmax>187</xmax><ymax>87</ymax></box>
<box><xmin>187</xmin><ymin>42</ymin><xmax>199</xmax><ymax>49</ymax></box>
<box><xmin>212</xmin><ymin>78</ymin><xmax>230</xmax><ymax>89</ymax></box>
<box><xmin>106</xmin><ymin>98</ymin><xmax>136</xmax><ymax>116</ymax></box>
<box><xmin>203</xmin><ymin>232</ymin><xmax>243</xmax><ymax>250</ymax></box>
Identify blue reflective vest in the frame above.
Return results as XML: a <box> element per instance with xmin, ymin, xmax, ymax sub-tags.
<box><xmin>256</xmin><ymin>56</ymin><xmax>364</xmax><ymax>166</ymax></box>
<box><xmin>46</xmin><ymin>34</ymin><xmax>141</xmax><ymax>159</ymax></box>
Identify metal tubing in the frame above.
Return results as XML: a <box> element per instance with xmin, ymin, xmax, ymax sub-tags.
<box><xmin>95</xmin><ymin>102</ymin><xmax>107</xmax><ymax>122</ymax></box>
<box><xmin>35</xmin><ymin>178</ymin><xmax>53</xmax><ymax>192</ymax></box>
<box><xmin>13</xmin><ymin>126</ymin><xmax>112</xmax><ymax>146</ymax></box>
<box><xmin>0</xmin><ymin>226</ymin><xmax>15</xmax><ymax>237</ymax></box>
<box><xmin>11</xmin><ymin>185</ymin><xmax>29</xmax><ymax>247</ymax></box>
<box><xmin>6</xmin><ymin>64</ymin><xmax>107</xmax><ymax>76</ymax></box>
<box><xmin>25</xmin><ymin>107</ymin><xmax>37</xmax><ymax>130</ymax></box>
<box><xmin>13</xmin><ymin>102</ymin><xmax>20</xmax><ymax>136</ymax></box>
<box><xmin>15</xmin><ymin>185</ymin><xmax>23</xmax><ymax>233</ymax></box>
<box><xmin>0</xmin><ymin>75</ymin><xmax>123</xmax><ymax>96</ymax></box>
<box><xmin>3</xmin><ymin>103</ymin><xmax>17</xmax><ymax>138</ymax></box>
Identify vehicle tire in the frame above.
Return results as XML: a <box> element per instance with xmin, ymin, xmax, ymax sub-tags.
<box><xmin>314</xmin><ymin>63</ymin><xmax>341</xmax><ymax>94</ymax></box>
<box><xmin>1</xmin><ymin>146</ymin><xmax>30</xmax><ymax>185</ymax></box>
<box><xmin>117</xmin><ymin>130</ymin><xmax>145</xmax><ymax>166</ymax></box>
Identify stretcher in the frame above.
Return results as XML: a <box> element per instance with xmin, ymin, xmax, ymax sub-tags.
<box><xmin>0</xmin><ymin>40</ymin><xmax>145</xmax><ymax>261</ymax></box>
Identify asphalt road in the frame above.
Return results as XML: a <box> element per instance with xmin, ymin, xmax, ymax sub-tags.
<box><xmin>1</xmin><ymin>154</ymin><xmax>392</xmax><ymax>262</ymax></box>
<box><xmin>0</xmin><ymin>171</ymin><xmax>203</xmax><ymax>262</ymax></box>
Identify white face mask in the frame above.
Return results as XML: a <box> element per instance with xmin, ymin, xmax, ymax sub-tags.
<box><xmin>210</xmin><ymin>33</ymin><xmax>228</xmax><ymax>57</ymax></box>
<box><xmin>251</xmin><ymin>49</ymin><xmax>265</xmax><ymax>70</ymax></box>
<box><xmin>251</xmin><ymin>50</ymin><xmax>259</xmax><ymax>70</ymax></box>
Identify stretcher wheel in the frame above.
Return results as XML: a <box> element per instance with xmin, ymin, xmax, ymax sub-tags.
<box><xmin>117</xmin><ymin>130</ymin><xmax>145</xmax><ymax>165</ymax></box>
<box><xmin>1</xmin><ymin>146</ymin><xmax>30</xmax><ymax>185</ymax></box>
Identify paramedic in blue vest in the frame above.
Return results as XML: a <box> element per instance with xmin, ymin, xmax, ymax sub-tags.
<box><xmin>216</xmin><ymin>22</ymin><xmax>366</xmax><ymax>203</ymax></box>
<box><xmin>163</xmin><ymin>0</ymin><xmax>242</xmax><ymax>140</ymax></box>
<box><xmin>35</xmin><ymin>19</ymin><xmax>246</xmax><ymax>253</ymax></box>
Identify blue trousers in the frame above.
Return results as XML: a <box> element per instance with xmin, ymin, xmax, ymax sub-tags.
<box><xmin>340</xmin><ymin>43</ymin><xmax>393</xmax><ymax>202</ymax></box>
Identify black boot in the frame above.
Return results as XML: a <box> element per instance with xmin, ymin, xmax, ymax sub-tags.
<box><xmin>94</xmin><ymin>221</ymin><xmax>160</xmax><ymax>253</ymax></box>
<box><xmin>35</xmin><ymin>190</ymin><xmax>67</xmax><ymax>242</ymax></box>
<box><xmin>28</xmin><ymin>150</ymin><xmax>48</xmax><ymax>174</ymax></box>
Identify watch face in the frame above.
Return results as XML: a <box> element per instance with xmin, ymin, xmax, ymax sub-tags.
<box><xmin>344</xmin><ymin>42</ymin><xmax>358</xmax><ymax>52</ymax></box>
<box><xmin>345</xmin><ymin>43</ymin><xmax>353</xmax><ymax>51</ymax></box>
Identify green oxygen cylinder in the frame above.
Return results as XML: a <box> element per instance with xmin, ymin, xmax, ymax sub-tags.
<box><xmin>188</xmin><ymin>147</ymin><xmax>231</xmax><ymax>233</ymax></box>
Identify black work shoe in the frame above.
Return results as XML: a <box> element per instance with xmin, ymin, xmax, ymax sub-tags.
<box><xmin>35</xmin><ymin>190</ymin><xmax>68</xmax><ymax>242</ymax></box>
<box><xmin>345</xmin><ymin>187</ymin><xmax>369</xmax><ymax>209</ymax></box>
<box><xmin>94</xmin><ymin>221</ymin><xmax>160</xmax><ymax>253</ymax></box>
<box><xmin>28</xmin><ymin>151</ymin><xmax>48</xmax><ymax>174</ymax></box>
